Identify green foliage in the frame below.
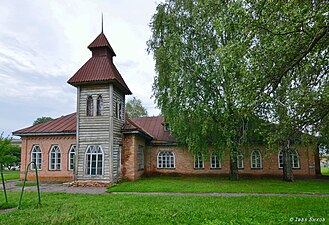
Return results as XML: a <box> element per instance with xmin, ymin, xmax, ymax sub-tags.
<box><xmin>246</xmin><ymin>1</ymin><xmax>329</xmax><ymax>146</ymax></box>
<box><xmin>148</xmin><ymin>0</ymin><xmax>329</xmax><ymax>179</ymax></box>
<box><xmin>0</xmin><ymin>191</ymin><xmax>328</xmax><ymax>224</ymax></box>
<box><xmin>125</xmin><ymin>96</ymin><xmax>148</xmax><ymax>118</ymax></box>
<box><xmin>108</xmin><ymin>176</ymin><xmax>329</xmax><ymax>194</ymax></box>
<box><xmin>0</xmin><ymin>134</ymin><xmax>20</xmax><ymax>170</ymax></box>
<box><xmin>148</xmin><ymin>0</ymin><xmax>254</xmax><ymax>158</ymax></box>
<box><xmin>33</xmin><ymin>117</ymin><xmax>53</xmax><ymax>126</ymax></box>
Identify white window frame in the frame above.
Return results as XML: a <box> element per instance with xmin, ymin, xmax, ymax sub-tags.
<box><xmin>49</xmin><ymin>145</ymin><xmax>61</xmax><ymax>170</ymax></box>
<box><xmin>31</xmin><ymin>145</ymin><xmax>42</xmax><ymax>170</ymax></box>
<box><xmin>194</xmin><ymin>152</ymin><xmax>204</xmax><ymax>169</ymax></box>
<box><xmin>137</xmin><ymin>145</ymin><xmax>144</xmax><ymax>170</ymax></box>
<box><xmin>157</xmin><ymin>151</ymin><xmax>175</xmax><ymax>169</ymax></box>
<box><xmin>291</xmin><ymin>150</ymin><xmax>300</xmax><ymax>168</ymax></box>
<box><xmin>85</xmin><ymin>145</ymin><xmax>104</xmax><ymax>176</ymax></box>
<box><xmin>210</xmin><ymin>152</ymin><xmax>221</xmax><ymax>169</ymax></box>
<box><xmin>251</xmin><ymin>150</ymin><xmax>262</xmax><ymax>169</ymax></box>
<box><xmin>278</xmin><ymin>150</ymin><xmax>300</xmax><ymax>169</ymax></box>
<box><xmin>68</xmin><ymin>145</ymin><xmax>76</xmax><ymax>171</ymax></box>
<box><xmin>237</xmin><ymin>153</ymin><xmax>244</xmax><ymax>169</ymax></box>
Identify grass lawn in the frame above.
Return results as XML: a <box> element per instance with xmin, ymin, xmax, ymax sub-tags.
<box><xmin>0</xmin><ymin>171</ymin><xmax>19</xmax><ymax>181</ymax></box>
<box><xmin>0</xmin><ymin>191</ymin><xmax>328</xmax><ymax>224</ymax></box>
<box><xmin>108</xmin><ymin>176</ymin><xmax>329</xmax><ymax>194</ymax></box>
<box><xmin>15</xmin><ymin>182</ymin><xmax>37</xmax><ymax>187</ymax></box>
<box><xmin>321</xmin><ymin>167</ymin><xmax>329</xmax><ymax>176</ymax></box>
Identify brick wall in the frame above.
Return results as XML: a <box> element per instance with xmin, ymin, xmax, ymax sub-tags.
<box><xmin>20</xmin><ymin>135</ymin><xmax>76</xmax><ymax>182</ymax></box>
<box><xmin>122</xmin><ymin>134</ymin><xmax>146</xmax><ymax>180</ymax></box>
<box><xmin>143</xmin><ymin>145</ymin><xmax>318</xmax><ymax>178</ymax></box>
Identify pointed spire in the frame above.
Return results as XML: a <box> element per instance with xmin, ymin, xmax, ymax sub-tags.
<box><xmin>101</xmin><ymin>13</ymin><xmax>104</xmax><ymax>33</ymax></box>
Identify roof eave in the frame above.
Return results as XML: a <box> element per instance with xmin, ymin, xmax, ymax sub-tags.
<box><xmin>67</xmin><ymin>80</ymin><xmax>132</xmax><ymax>95</ymax></box>
<box><xmin>122</xmin><ymin>130</ymin><xmax>153</xmax><ymax>140</ymax></box>
<box><xmin>13</xmin><ymin>132</ymin><xmax>76</xmax><ymax>137</ymax></box>
<box><xmin>150</xmin><ymin>141</ymin><xmax>177</xmax><ymax>146</ymax></box>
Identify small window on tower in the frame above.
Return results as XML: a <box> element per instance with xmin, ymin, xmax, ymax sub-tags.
<box><xmin>87</xmin><ymin>96</ymin><xmax>93</xmax><ymax>117</ymax></box>
<box><xmin>96</xmin><ymin>95</ymin><xmax>103</xmax><ymax>116</ymax></box>
<box><xmin>115</xmin><ymin>99</ymin><xmax>119</xmax><ymax>118</ymax></box>
<box><xmin>118</xmin><ymin>102</ymin><xmax>123</xmax><ymax>120</ymax></box>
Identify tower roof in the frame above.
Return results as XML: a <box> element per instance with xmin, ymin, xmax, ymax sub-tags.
<box><xmin>67</xmin><ymin>32</ymin><xmax>132</xmax><ymax>95</ymax></box>
<box><xmin>88</xmin><ymin>32</ymin><xmax>116</xmax><ymax>56</ymax></box>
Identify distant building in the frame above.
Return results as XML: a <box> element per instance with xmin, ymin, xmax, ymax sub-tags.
<box><xmin>13</xmin><ymin>30</ymin><xmax>321</xmax><ymax>183</ymax></box>
<box><xmin>11</xmin><ymin>138</ymin><xmax>22</xmax><ymax>148</ymax></box>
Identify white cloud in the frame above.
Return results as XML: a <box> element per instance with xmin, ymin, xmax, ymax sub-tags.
<box><xmin>0</xmin><ymin>0</ymin><xmax>161</xmax><ymax>136</ymax></box>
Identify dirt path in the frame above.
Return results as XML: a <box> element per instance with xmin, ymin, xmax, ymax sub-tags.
<box><xmin>2</xmin><ymin>180</ymin><xmax>329</xmax><ymax>197</ymax></box>
<box><xmin>2</xmin><ymin>180</ymin><xmax>107</xmax><ymax>194</ymax></box>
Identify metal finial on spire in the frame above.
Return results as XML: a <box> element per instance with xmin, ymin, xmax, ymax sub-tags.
<box><xmin>101</xmin><ymin>13</ymin><xmax>104</xmax><ymax>33</ymax></box>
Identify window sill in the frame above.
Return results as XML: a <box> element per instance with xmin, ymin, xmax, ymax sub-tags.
<box><xmin>194</xmin><ymin>168</ymin><xmax>205</xmax><ymax>170</ymax></box>
<box><xmin>210</xmin><ymin>168</ymin><xmax>222</xmax><ymax>170</ymax></box>
<box><xmin>157</xmin><ymin>167</ymin><xmax>176</xmax><ymax>170</ymax></box>
<box><xmin>278</xmin><ymin>167</ymin><xmax>301</xmax><ymax>170</ymax></box>
<box><xmin>85</xmin><ymin>174</ymin><xmax>104</xmax><ymax>177</ymax></box>
<box><xmin>251</xmin><ymin>168</ymin><xmax>263</xmax><ymax>170</ymax></box>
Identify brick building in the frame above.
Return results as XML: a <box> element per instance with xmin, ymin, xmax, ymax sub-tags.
<box><xmin>13</xmin><ymin>31</ymin><xmax>321</xmax><ymax>183</ymax></box>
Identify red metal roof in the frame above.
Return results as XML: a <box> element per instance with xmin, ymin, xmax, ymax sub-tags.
<box><xmin>67</xmin><ymin>32</ymin><xmax>132</xmax><ymax>95</ymax></box>
<box><xmin>13</xmin><ymin>113</ymin><xmax>76</xmax><ymax>136</ymax></box>
<box><xmin>14</xmin><ymin>113</ymin><xmax>176</xmax><ymax>143</ymax></box>
<box><xmin>88</xmin><ymin>32</ymin><xmax>116</xmax><ymax>56</ymax></box>
<box><xmin>128</xmin><ymin>116</ymin><xmax>176</xmax><ymax>143</ymax></box>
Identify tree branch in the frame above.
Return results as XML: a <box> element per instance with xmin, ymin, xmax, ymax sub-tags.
<box><xmin>270</xmin><ymin>27</ymin><xmax>329</xmax><ymax>93</ymax></box>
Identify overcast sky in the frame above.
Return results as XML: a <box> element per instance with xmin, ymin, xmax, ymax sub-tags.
<box><xmin>0</xmin><ymin>0</ymin><xmax>162</xmax><ymax>137</ymax></box>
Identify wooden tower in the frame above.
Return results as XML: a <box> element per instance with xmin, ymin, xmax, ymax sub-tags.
<box><xmin>68</xmin><ymin>31</ymin><xmax>131</xmax><ymax>183</ymax></box>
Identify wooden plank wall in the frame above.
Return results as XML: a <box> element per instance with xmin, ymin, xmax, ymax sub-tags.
<box><xmin>77</xmin><ymin>84</ymin><xmax>111</xmax><ymax>181</ymax></box>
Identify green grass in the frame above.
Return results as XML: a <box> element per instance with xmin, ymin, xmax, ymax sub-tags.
<box><xmin>15</xmin><ymin>182</ymin><xmax>37</xmax><ymax>187</ymax></box>
<box><xmin>0</xmin><ymin>191</ymin><xmax>328</xmax><ymax>224</ymax></box>
<box><xmin>0</xmin><ymin>171</ymin><xmax>19</xmax><ymax>181</ymax></box>
<box><xmin>108</xmin><ymin>176</ymin><xmax>329</xmax><ymax>194</ymax></box>
<box><xmin>321</xmin><ymin>167</ymin><xmax>329</xmax><ymax>176</ymax></box>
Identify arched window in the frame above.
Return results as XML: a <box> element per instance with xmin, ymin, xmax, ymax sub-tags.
<box><xmin>96</xmin><ymin>95</ymin><xmax>103</xmax><ymax>116</ymax></box>
<box><xmin>210</xmin><ymin>152</ymin><xmax>221</xmax><ymax>169</ymax></box>
<box><xmin>237</xmin><ymin>152</ymin><xmax>244</xmax><ymax>169</ymax></box>
<box><xmin>87</xmin><ymin>95</ymin><xmax>93</xmax><ymax>116</ymax></box>
<box><xmin>68</xmin><ymin>145</ymin><xmax>76</xmax><ymax>170</ymax></box>
<box><xmin>251</xmin><ymin>150</ymin><xmax>262</xmax><ymax>169</ymax></box>
<box><xmin>278</xmin><ymin>151</ymin><xmax>283</xmax><ymax>168</ymax></box>
<box><xmin>291</xmin><ymin>150</ymin><xmax>300</xmax><ymax>168</ymax></box>
<box><xmin>49</xmin><ymin>145</ymin><xmax>61</xmax><ymax>170</ymax></box>
<box><xmin>194</xmin><ymin>152</ymin><xmax>204</xmax><ymax>169</ymax></box>
<box><xmin>31</xmin><ymin>145</ymin><xmax>42</xmax><ymax>170</ymax></box>
<box><xmin>157</xmin><ymin>151</ymin><xmax>175</xmax><ymax>168</ymax></box>
<box><xmin>278</xmin><ymin>150</ymin><xmax>300</xmax><ymax>168</ymax></box>
<box><xmin>85</xmin><ymin>145</ymin><xmax>103</xmax><ymax>176</ymax></box>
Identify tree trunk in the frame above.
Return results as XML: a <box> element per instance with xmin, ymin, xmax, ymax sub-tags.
<box><xmin>282</xmin><ymin>140</ymin><xmax>294</xmax><ymax>182</ymax></box>
<box><xmin>229</xmin><ymin>147</ymin><xmax>239</xmax><ymax>180</ymax></box>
